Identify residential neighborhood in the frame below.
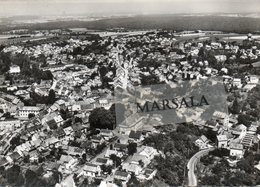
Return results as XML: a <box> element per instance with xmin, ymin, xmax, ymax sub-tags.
<box><xmin>0</xmin><ymin>25</ymin><xmax>260</xmax><ymax>187</ymax></box>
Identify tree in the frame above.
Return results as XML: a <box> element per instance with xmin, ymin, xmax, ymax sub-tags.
<box><xmin>99</xmin><ymin>66</ymin><xmax>108</xmax><ymax>78</ymax></box>
<box><xmin>140</xmin><ymin>73</ymin><xmax>161</xmax><ymax>86</ymax></box>
<box><xmin>109</xmin><ymin>154</ymin><xmax>121</xmax><ymax>167</ymax></box>
<box><xmin>231</xmin><ymin>97</ymin><xmax>241</xmax><ymax>114</ymax></box>
<box><xmin>28</xmin><ymin>113</ymin><xmax>35</xmax><ymax>119</ymax></box>
<box><xmin>237</xmin><ymin>159</ymin><xmax>253</xmax><ymax>174</ymax></box>
<box><xmin>209</xmin><ymin>148</ymin><xmax>230</xmax><ymax>157</ymax></box>
<box><xmin>237</xmin><ymin>114</ymin><xmax>252</xmax><ymax>127</ymax></box>
<box><xmin>16</xmin><ymin>173</ymin><xmax>25</xmax><ymax>186</ymax></box>
<box><xmin>48</xmin><ymin>89</ymin><xmax>56</xmax><ymax>104</ymax></box>
<box><xmin>60</xmin><ymin>108</ymin><xmax>71</xmax><ymax>120</ymax></box>
<box><xmin>201</xmin><ymin>175</ymin><xmax>220</xmax><ymax>186</ymax></box>
<box><xmin>127</xmin><ymin>173</ymin><xmax>140</xmax><ymax>187</ymax></box>
<box><xmin>25</xmin><ymin>169</ymin><xmax>46</xmax><ymax>187</ymax></box>
<box><xmin>5</xmin><ymin>165</ymin><xmax>21</xmax><ymax>184</ymax></box>
<box><xmin>89</xmin><ymin>107</ymin><xmax>116</xmax><ymax>130</ymax></box>
<box><xmin>79</xmin><ymin>178</ymin><xmax>89</xmax><ymax>187</ymax></box>
<box><xmin>10</xmin><ymin>135</ymin><xmax>21</xmax><ymax>147</ymax></box>
<box><xmin>127</xmin><ymin>142</ymin><xmax>137</xmax><ymax>155</ymax></box>
<box><xmin>74</xmin><ymin>117</ymin><xmax>82</xmax><ymax>123</ymax></box>
<box><xmin>100</xmin><ymin>165</ymin><xmax>112</xmax><ymax>175</ymax></box>
<box><xmin>23</xmin><ymin>155</ymin><xmax>30</xmax><ymax>163</ymax></box>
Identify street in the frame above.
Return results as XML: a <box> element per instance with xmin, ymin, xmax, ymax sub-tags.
<box><xmin>187</xmin><ymin>147</ymin><xmax>214</xmax><ymax>187</ymax></box>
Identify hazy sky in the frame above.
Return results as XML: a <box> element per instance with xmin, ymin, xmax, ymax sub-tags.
<box><xmin>0</xmin><ymin>0</ymin><xmax>260</xmax><ymax>17</ymax></box>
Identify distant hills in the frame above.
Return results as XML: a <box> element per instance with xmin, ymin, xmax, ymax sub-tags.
<box><xmin>1</xmin><ymin>14</ymin><xmax>260</xmax><ymax>33</ymax></box>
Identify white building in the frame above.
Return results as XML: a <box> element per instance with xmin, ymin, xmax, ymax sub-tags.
<box><xmin>9</xmin><ymin>65</ymin><xmax>21</xmax><ymax>74</ymax></box>
<box><xmin>0</xmin><ymin>119</ymin><xmax>21</xmax><ymax>130</ymax></box>
<box><xmin>215</xmin><ymin>55</ymin><xmax>227</xmax><ymax>63</ymax></box>
<box><xmin>229</xmin><ymin>143</ymin><xmax>244</xmax><ymax>158</ymax></box>
<box><xmin>82</xmin><ymin>163</ymin><xmax>101</xmax><ymax>177</ymax></box>
<box><xmin>18</xmin><ymin>106</ymin><xmax>41</xmax><ymax>118</ymax></box>
<box><xmin>217</xmin><ymin>134</ymin><xmax>228</xmax><ymax>148</ymax></box>
<box><xmin>248</xmin><ymin>75</ymin><xmax>259</xmax><ymax>84</ymax></box>
<box><xmin>232</xmin><ymin>78</ymin><xmax>242</xmax><ymax>89</ymax></box>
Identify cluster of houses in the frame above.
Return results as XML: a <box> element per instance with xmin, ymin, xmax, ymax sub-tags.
<box><xmin>195</xmin><ymin>111</ymin><xmax>259</xmax><ymax>161</ymax></box>
<box><xmin>77</xmin><ymin>131</ymin><xmax>159</xmax><ymax>186</ymax></box>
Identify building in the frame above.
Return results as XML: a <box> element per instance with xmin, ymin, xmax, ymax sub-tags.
<box><xmin>195</xmin><ymin>135</ymin><xmax>210</xmax><ymax>150</ymax></box>
<box><xmin>248</xmin><ymin>75</ymin><xmax>259</xmax><ymax>84</ymax></box>
<box><xmin>217</xmin><ymin>134</ymin><xmax>228</xmax><ymax>148</ymax></box>
<box><xmin>232</xmin><ymin>78</ymin><xmax>242</xmax><ymax>89</ymax></box>
<box><xmin>19</xmin><ymin>106</ymin><xmax>41</xmax><ymax>118</ymax></box>
<box><xmin>229</xmin><ymin>143</ymin><xmax>244</xmax><ymax>158</ymax></box>
<box><xmin>94</xmin><ymin>158</ymin><xmax>113</xmax><ymax>166</ymax></box>
<box><xmin>9</xmin><ymin>65</ymin><xmax>21</xmax><ymax>74</ymax></box>
<box><xmin>83</xmin><ymin>163</ymin><xmax>101</xmax><ymax>177</ymax></box>
<box><xmin>100</xmin><ymin>129</ymin><xmax>114</xmax><ymax>140</ymax></box>
<box><xmin>0</xmin><ymin>119</ymin><xmax>21</xmax><ymax>130</ymax></box>
<box><xmin>114</xmin><ymin>170</ymin><xmax>130</xmax><ymax>182</ymax></box>
<box><xmin>118</xmin><ymin>114</ymin><xmax>147</xmax><ymax>135</ymax></box>
<box><xmin>138</xmin><ymin>146</ymin><xmax>158</xmax><ymax>160</ymax></box>
<box><xmin>128</xmin><ymin>130</ymin><xmax>143</xmax><ymax>143</ymax></box>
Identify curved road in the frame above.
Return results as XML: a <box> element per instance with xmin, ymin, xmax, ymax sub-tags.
<box><xmin>187</xmin><ymin>147</ymin><xmax>214</xmax><ymax>187</ymax></box>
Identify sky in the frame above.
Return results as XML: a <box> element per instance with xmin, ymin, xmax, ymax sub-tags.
<box><xmin>0</xmin><ymin>0</ymin><xmax>260</xmax><ymax>17</ymax></box>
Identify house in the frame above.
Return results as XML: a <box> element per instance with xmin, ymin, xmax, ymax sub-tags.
<box><xmin>64</xmin><ymin>126</ymin><xmax>74</xmax><ymax>136</ymax></box>
<box><xmin>91</xmin><ymin>135</ymin><xmax>105</xmax><ymax>148</ymax></box>
<box><xmin>66</xmin><ymin>146</ymin><xmax>84</xmax><ymax>156</ymax></box>
<box><xmin>114</xmin><ymin>170</ymin><xmax>130</xmax><ymax>182</ymax></box>
<box><xmin>19</xmin><ymin>106</ymin><xmax>41</xmax><ymax>119</ymax></box>
<box><xmin>59</xmin><ymin>155</ymin><xmax>74</xmax><ymax>164</ymax></box>
<box><xmin>122</xmin><ymin>162</ymin><xmax>142</xmax><ymax>175</ymax></box>
<box><xmin>100</xmin><ymin>129</ymin><xmax>114</xmax><ymax>140</ymax></box>
<box><xmin>137</xmin><ymin>169</ymin><xmax>157</xmax><ymax>181</ymax></box>
<box><xmin>105</xmin><ymin>149</ymin><xmax>124</xmax><ymax>158</ymax></box>
<box><xmin>59</xmin><ymin>155</ymin><xmax>78</xmax><ymax>169</ymax></box>
<box><xmin>15</xmin><ymin>141</ymin><xmax>32</xmax><ymax>154</ymax></box>
<box><xmin>6</xmin><ymin>151</ymin><xmax>22</xmax><ymax>163</ymax></box>
<box><xmin>214</xmin><ymin>55</ymin><xmax>227</xmax><ymax>63</ymax></box>
<box><xmin>128</xmin><ymin>130</ymin><xmax>143</xmax><ymax>143</ymax></box>
<box><xmin>0</xmin><ymin>119</ymin><xmax>21</xmax><ymax>130</ymax></box>
<box><xmin>71</xmin><ymin>104</ymin><xmax>81</xmax><ymax>112</ymax></box>
<box><xmin>247</xmin><ymin>75</ymin><xmax>259</xmax><ymax>84</ymax></box>
<box><xmin>9</xmin><ymin>65</ymin><xmax>21</xmax><ymax>74</ymax></box>
<box><xmin>46</xmin><ymin>119</ymin><xmax>58</xmax><ymax>130</ymax></box>
<box><xmin>45</xmin><ymin>162</ymin><xmax>60</xmax><ymax>171</ymax></box>
<box><xmin>26</xmin><ymin>125</ymin><xmax>43</xmax><ymax>135</ymax></box>
<box><xmin>53</xmin><ymin>128</ymin><xmax>66</xmax><ymax>139</ymax></box>
<box><xmin>80</xmin><ymin>141</ymin><xmax>92</xmax><ymax>150</ymax></box>
<box><xmin>45</xmin><ymin>137</ymin><xmax>60</xmax><ymax>148</ymax></box>
<box><xmin>229</xmin><ymin>143</ymin><xmax>244</xmax><ymax>158</ymax></box>
<box><xmin>53</xmin><ymin>115</ymin><xmax>64</xmax><ymax>126</ymax></box>
<box><xmin>232</xmin><ymin>78</ymin><xmax>242</xmax><ymax>89</ymax></box>
<box><xmin>254</xmin><ymin>161</ymin><xmax>260</xmax><ymax>171</ymax></box>
<box><xmin>0</xmin><ymin>157</ymin><xmax>9</xmax><ymax>167</ymax></box>
<box><xmin>217</xmin><ymin>134</ymin><xmax>228</xmax><ymax>148</ymax></box>
<box><xmin>138</xmin><ymin>146</ymin><xmax>159</xmax><ymax>160</ymax></box>
<box><xmin>113</xmin><ymin>143</ymin><xmax>128</xmax><ymax>153</ymax></box>
<box><xmin>29</xmin><ymin>150</ymin><xmax>39</xmax><ymax>163</ymax></box>
<box><xmin>195</xmin><ymin>135</ymin><xmax>209</xmax><ymax>149</ymax></box>
<box><xmin>95</xmin><ymin>158</ymin><xmax>113</xmax><ymax>166</ymax></box>
<box><xmin>83</xmin><ymin>163</ymin><xmax>101</xmax><ymax>177</ymax></box>
<box><xmin>212</xmin><ymin>111</ymin><xmax>229</xmax><ymax>126</ymax></box>
<box><xmin>130</xmin><ymin>153</ymin><xmax>149</xmax><ymax>166</ymax></box>
<box><xmin>0</xmin><ymin>140</ymin><xmax>11</xmax><ymax>155</ymax></box>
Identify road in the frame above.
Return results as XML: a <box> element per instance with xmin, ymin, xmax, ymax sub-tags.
<box><xmin>187</xmin><ymin>147</ymin><xmax>214</xmax><ymax>187</ymax></box>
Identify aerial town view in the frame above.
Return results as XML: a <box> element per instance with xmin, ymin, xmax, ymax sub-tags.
<box><xmin>0</xmin><ymin>0</ymin><xmax>260</xmax><ymax>187</ymax></box>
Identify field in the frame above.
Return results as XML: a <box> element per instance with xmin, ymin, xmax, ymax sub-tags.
<box><xmin>0</xmin><ymin>15</ymin><xmax>260</xmax><ymax>33</ymax></box>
